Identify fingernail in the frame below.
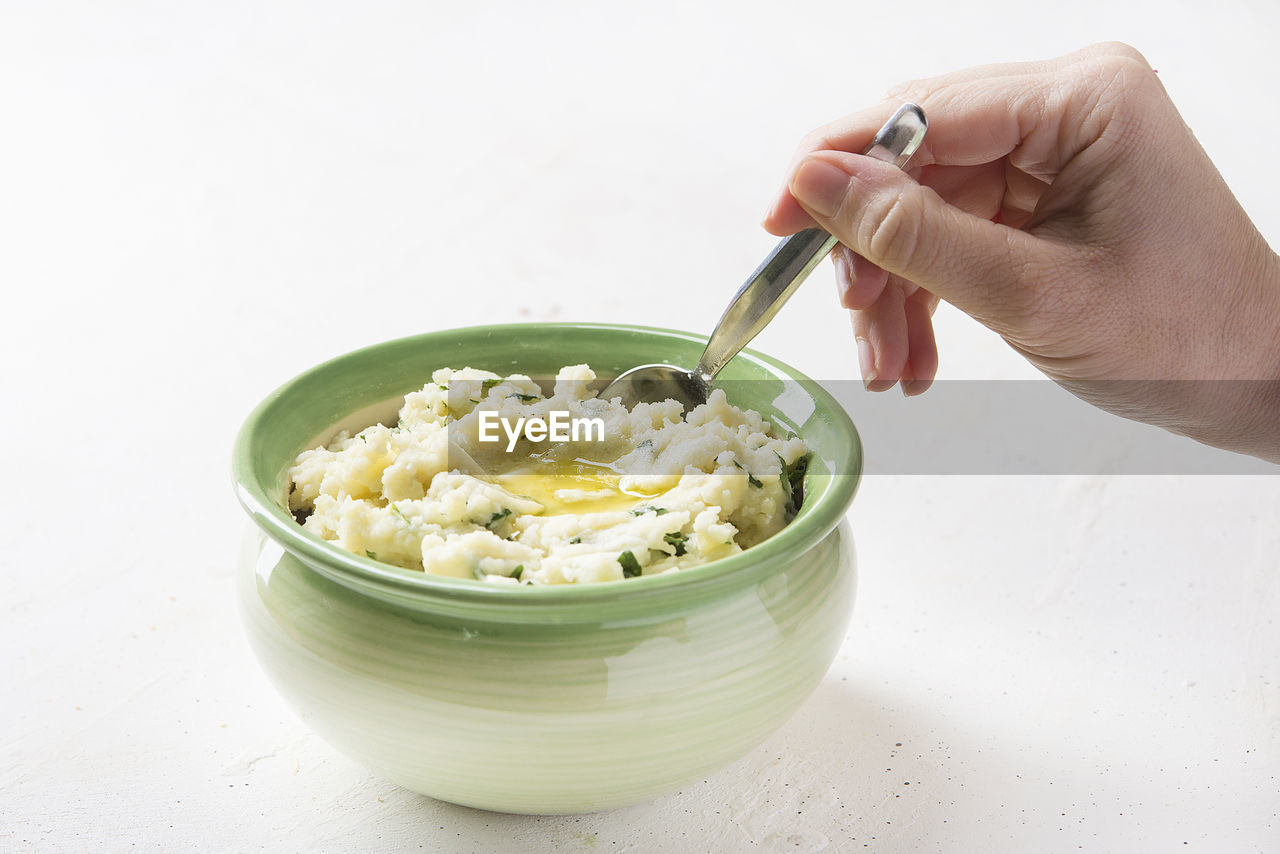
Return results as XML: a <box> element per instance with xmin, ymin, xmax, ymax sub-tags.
<box><xmin>761</xmin><ymin>180</ymin><xmax>800</xmax><ymax>227</ymax></box>
<box><xmin>832</xmin><ymin>251</ymin><xmax>851</xmax><ymax>302</ymax></box>
<box><xmin>902</xmin><ymin>378</ymin><xmax>932</xmax><ymax>397</ymax></box>
<box><xmin>856</xmin><ymin>336</ymin><xmax>876</xmax><ymax>388</ymax></box>
<box><xmin>900</xmin><ymin>370</ymin><xmax>915</xmax><ymax>397</ymax></box>
<box><xmin>760</xmin><ymin>191</ymin><xmax>781</xmax><ymax>226</ymax></box>
<box><xmin>790</xmin><ymin>157</ymin><xmax>853</xmax><ymax>219</ymax></box>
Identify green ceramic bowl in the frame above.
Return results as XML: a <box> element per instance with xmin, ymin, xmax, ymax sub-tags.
<box><xmin>232</xmin><ymin>323</ymin><xmax>861</xmax><ymax>814</ymax></box>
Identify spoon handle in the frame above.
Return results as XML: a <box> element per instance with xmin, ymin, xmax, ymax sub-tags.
<box><xmin>693</xmin><ymin>103</ymin><xmax>928</xmax><ymax>384</ymax></box>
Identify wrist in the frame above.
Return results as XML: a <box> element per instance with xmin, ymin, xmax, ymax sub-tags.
<box><xmin>1205</xmin><ymin>241</ymin><xmax>1280</xmax><ymax>462</ymax></box>
<box><xmin>1241</xmin><ymin>246</ymin><xmax>1280</xmax><ymax>461</ymax></box>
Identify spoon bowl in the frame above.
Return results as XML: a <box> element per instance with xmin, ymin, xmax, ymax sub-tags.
<box><xmin>598</xmin><ymin>362</ymin><xmax>711</xmax><ymax>410</ymax></box>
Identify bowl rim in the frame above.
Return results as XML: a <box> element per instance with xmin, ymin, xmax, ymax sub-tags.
<box><xmin>232</xmin><ymin>322</ymin><xmax>861</xmax><ymax>607</ymax></box>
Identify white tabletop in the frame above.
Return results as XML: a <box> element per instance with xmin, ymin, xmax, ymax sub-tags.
<box><xmin>3</xmin><ymin>1</ymin><xmax>1277</xmax><ymax>851</ymax></box>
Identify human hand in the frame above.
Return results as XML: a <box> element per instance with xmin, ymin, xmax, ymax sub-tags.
<box><xmin>763</xmin><ymin>42</ymin><xmax>1280</xmax><ymax>461</ymax></box>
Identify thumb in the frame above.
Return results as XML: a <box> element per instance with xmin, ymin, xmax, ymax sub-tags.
<box><xmin>790</xmin><ymin>151</ymin><xmax>1050</xmax><ymax>328</ymax></box>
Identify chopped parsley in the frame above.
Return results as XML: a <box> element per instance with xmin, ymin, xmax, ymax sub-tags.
<box><xmin>511</xmin><ymin>564</ymin><xmax>523</xmax><ymax>580</ymax></box>
<box><xmin>389</xmin><ymin>504</ymin><xmax>410</xmax><ymax>524</ymax></box>
<box><xmin>662</xmin><ymin>532</ymin><xmax>688</xmax><ymax>556</ymax></box>
<box><xmin>365</xmin><ymin>550</ymin><xmax>378</xmax><ymax>560</ymax></box>
<box><xmin>629</xmin><ymin>505</ymin><xmax>668</xmax><ymax>516</ymax></box>
<box><xmin>775</xmin><ymin>452</ymin><xmax>810</xmax><ymax>517</ymax></box>
<box><xmin>568</xmin><ymin>536</ymin><xmax>582</xmax><ymax>545</ymax></box>
<box><xmin>732</xmin><ymin>459</ymin><xmax>763</xmax><ymax>487</ymax></box>
<box><xmin>485</xmin><ymin>508</ymin><xmax>512</xmax><ymax>530</ymax></box>
<box><xmin>508</xmin><ymin>392</ymin><xmax>540</xmax><ymax>402</ymax></box>
<box><xmin>618</xmin><ymin>550</ymin><xmax>642</xmax><ymax>578</ymax></box>
<box><xmin>481</xmin><ymin>378</ymin><xmax>502</xmax><ymax>390</ymax></box>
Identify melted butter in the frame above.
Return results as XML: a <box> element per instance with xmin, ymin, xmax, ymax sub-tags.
<box><xmin>494</xmin><ymin>458</ymin><xmax>662</xmax><ymax>516</ymax></box>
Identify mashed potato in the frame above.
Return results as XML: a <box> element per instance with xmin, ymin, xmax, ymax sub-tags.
<box><xmin>288</xmin><ymin>364</ymin><xmax>809</xmax><ymax>585</ymax></box>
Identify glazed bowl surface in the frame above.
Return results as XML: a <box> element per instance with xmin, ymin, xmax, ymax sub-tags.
<box><xmin>232</xmin><ymin>322</ymin><xmax>861</xmax><ymax>813</ymax></box>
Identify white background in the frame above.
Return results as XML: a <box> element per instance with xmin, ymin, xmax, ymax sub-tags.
<box><xmin>2</xmin><ymin>1</ymin><xmax>1278</xmax><ymax>851</ymax></box>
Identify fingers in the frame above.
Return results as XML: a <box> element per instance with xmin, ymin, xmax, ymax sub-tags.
<box><xmin>918</xmin><ymin>161</ymin><xmax>1007</xmax><ymax>219</ymax></box>
<box><xmin>851</xmin><ymin>281</ymin><xmax>907</xmax><ymax>392</ymax></box>
<box><xmin>790</xmin><ymin>150</ymin><xmax>1061</xmax><ymax>332</ymax></box>
<box><xmin>844</xmin><ymin>269</ymin><xmax>940</xmax><ymax>394</ymax></box>
<box><xmin>763</xmin><ymin>189</ymin><xmax>817</xmax><ymax>237</ymax></box>
<box><xmin>999</xmin><ymin>161</ymin><xmax>1054</xmax><ymax>229</ymax></box>
<box><xmin>833</xmin><ymin>244</ymin><xmax>890</xmax><ymax>310</ymax></box>
<box><xmin>768</xmin><ymin>42</ymin><xmax>1154</xmax><ymax>393</ymax></box>
<box><xmin>902</xmin><ymin>290</ymin><xmax>940</xmax><ymax>396</ymax></box>
<box><xmin>763</xmin><ymin>102</ymin><xmax>905</xmax><ymax>237</ymax></box>
<box><xmin>761</xmin><ymin>80</ymin><xmax>1039</xmax><ymax>235</ymax></box>
<box><xmin>761</xmin><ymin>42</ymin><xmax>1150</xmax><ymax>237</ymax></box>
<box><xmin>812</xmin><ymin>42</ymin><xmax>1147</xmax><ymax>170</ymax></box>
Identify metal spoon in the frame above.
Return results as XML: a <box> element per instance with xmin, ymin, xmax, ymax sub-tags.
<box><xmin>599</xmin><ymin>103</ymin><xmax>928</xmax><ymax>408</ymax></box>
